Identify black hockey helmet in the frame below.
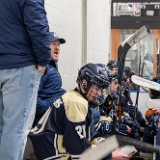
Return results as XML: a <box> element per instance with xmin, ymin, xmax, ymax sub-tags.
<box><xmin>96</xmin><ymin>63</ymin><xmax>113</xmax><ymax>83</ymax></box>
<box><xmin>76</xmin><ymin>63</ymin><xmax>110</xmax><ymax>90</ymax></box>
<box><xmin>149</xmin><ymin>78</ymin><xmax>160</xmax><ymax>99</ymax></box>
<box><xmin>76</xmin><ymin>63</ymin><xmax>110</xmax><ymax>107</ymax></box>
<box><xmin>123</xmin><ymin>66</ymin><xmax>135</xmax><ymax>77</ymax></box>
<box><xmin>156</xmin><ymin>74</ymin><xmax>160</xmax><ymax>81</ymax></box>
<box><xmin>107</xmin><ymin>60</ymin><xmax>118</xmax><ymax>70</ymax></box>
<box><xmin>149</xmin><ymin>89</ymin><xmax>160</xmax><ymax>99</ymax></box>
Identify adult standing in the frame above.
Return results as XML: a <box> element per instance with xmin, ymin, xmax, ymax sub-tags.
<box><xmin>33</xmin><ymin>32</ymin><xmax>66</xmax><ymax>126</ymax></box>
<box><xmin>142</xmin><ymin>53</ymin><xmax>153</xmax><ymax>80</ymax></box>
<box><xmin>0</xmin><ymin>0</ymin><xmax>50</xmax><ymax>160</ymax></box>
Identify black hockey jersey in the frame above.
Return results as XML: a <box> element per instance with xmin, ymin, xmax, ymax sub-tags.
<box><xmin>29</xmin><ymin>90</ymin><xmax>92</xmax><ymax>160</ymax></box>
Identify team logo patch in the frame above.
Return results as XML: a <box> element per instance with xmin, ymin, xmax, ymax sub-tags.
<box><xmin>54</xmin><ymin>32</ymin><xmax>58</xmax><ymax>38</ymax></box>
<box><xmin>53</xmin><ymin>98</ymin><xmax>62</xmax><ymax>108</ymax></box>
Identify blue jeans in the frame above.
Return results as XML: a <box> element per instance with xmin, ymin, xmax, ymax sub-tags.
<box><xmin>0</xmin><ymin>65</ymin><xmax>43</xmax><ymax>160</ymax></box>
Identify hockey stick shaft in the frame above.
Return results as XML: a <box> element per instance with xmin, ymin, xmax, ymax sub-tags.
<box><xmin>113</xmin><ymin>26</ymin><xmax>150</xmax><ymax>130</ymax></box>
<box><xmin>156</xmin><ymin>38</ymin><xmax>160</xmax><ymax>75</ymax></box>
<box><xmin>118</xmin><ymin>25</ymin><xmax>150</xmax><ymax>84</ymax></box>
<box><xmin>131</xmin><ymin>75</ymin><xmax>160</xmax><ymax>91</ymax></box>
<box><xmin>134</xmin><ymin>42</ymin><xmax>142</xmax><ymax>120</ymax></box>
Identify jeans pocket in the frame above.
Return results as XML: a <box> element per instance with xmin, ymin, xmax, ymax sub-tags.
<box><xmin>35</xmin><ymin>68</ymin><xmax>44</xmax><ymax>76</ymax></box>
<box><xmin>33</xmin><ymin>67</ymin><xmax>44</xmax><ymax>84</ymax></box>
<box><xmin>2</xmin><ymin>68</ymin><xmax>23</xmax><ymax>93</ymax></box>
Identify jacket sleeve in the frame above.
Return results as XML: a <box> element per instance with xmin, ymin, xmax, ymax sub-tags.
<box><xmin>36</xmin><ymin>97</ymin><xmax>50</xmax><ymax>115</ymax></box>
<box><xmin>23</xmin><ymin>0</ymin><xmax>50</xmax><ymax>66</ymax></box>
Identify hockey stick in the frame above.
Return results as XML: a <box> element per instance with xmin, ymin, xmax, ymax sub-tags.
<box><xmin>131</xmin><ymin>75</ymin><xmax>160</xmax><ymax>91</ymax></box>
<box><xmin>146</xmin><ymin>99</ymin><xmax>160</xmax><ymax>109</ymax></box>
<box><xmin>80</xmin><ymin>135</ymin><xmax>160</xmax><ymax>160</ymax></box>
<box><xmin>133</xmin><ymin>42</ymin><xmax>142</xmax><ymax>120</ymax></box>
<box><xmin>156</xmin><ymin>38</ymin><xmax>160</xmax><ymax>75</ymax></box>
<box><xmin>112</xmin><ymin>25</ymin><xmax>150</xmax><ymax>134</ymax></box>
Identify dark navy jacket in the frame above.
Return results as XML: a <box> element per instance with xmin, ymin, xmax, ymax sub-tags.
<box><xmin>0</xmin><ymin>0</ymin><xmax>50</xmax><ymax>69</ymax></box>
<box><xmin>34</xmin><ymin>60</ymin><xmax>66</xmax><ymax>126</ymax></box>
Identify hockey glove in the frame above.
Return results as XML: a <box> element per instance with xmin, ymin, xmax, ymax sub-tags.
<box><xmin>136</xmin><ymin>111</ymin><xmax>144</xmax><ymax>122</ymax></box>
<box><xmin>143</xmin><ymin>114</ymin><xmax>158</xmax><ymax>139</ymax></box>
<box><xmin>128</xmin><ymin>105</ymin><xmax>135</xmax><ymax>118</ymax></box>
<box><xmin>132</xmin><ymin>120</ymin><xmax>140</xmax><ymax>132</ymax></box>
<box><xmin>122</xmin><ymin>116</ymin><xmax>134</xmax><ymax>127</ymax></box>
<box><xmin>116</xmin><ymin>124</ymin><xmax>129</xmax><ymax>136</ymax></box>
<box><xmin>95</xmin><ymin>121</ymin><xmax>112</xmax><ymax>135</ymax></box>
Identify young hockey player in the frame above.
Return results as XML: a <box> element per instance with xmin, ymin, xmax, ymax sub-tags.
<box><xmin>107</xmin><ymin>60</ymin><xmax>118</xmax><ymax>74</ymax></box>
<box><xmin>29</xmin><ymin>63</ymin><xmax>130</xmax><ymax>160</ymax></box>
<box><xmin>91</xmin><ymin>64</ymin><xmax>132</xmax><ymax>139</ymax></box>
<box><xmin>122</xmin><ymin>66</ymin><xmax>135</xmax><ymax>112</ymax></box>
<box><xmin>141</xmin><ymin>74</ymin><xmax>160</xmax><ymax>159</ymax></box>
<box><xmin>123</xmin><ymin>66</ymin><xmax>146</xmax><ymax>140</ymax></box>
<box><xmin>92</xmin><ymin>65</ymin><xmax>144</xmax><ymax>143</ymax></box>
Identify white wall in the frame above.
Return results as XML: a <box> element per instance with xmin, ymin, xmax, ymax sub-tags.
<box><xmin>87</xmin><ymin>0</ymin><xmax>111</xmax><ymax>63</ymax></box>
<box><xmin>45</xmin><ymin>0</ymin><xmax>111</xmax><ymax>91</ymax></box>
<box><xmin>131</xmin><ymin>90</ymin><xmax>150</xmax><ymax>117</ymax></box>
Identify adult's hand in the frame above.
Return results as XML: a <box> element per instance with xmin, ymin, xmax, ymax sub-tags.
<box><xmin>126</xmin><ymin>125</ymin><xmax>132</xmax><ymax>134</ymax></box>
<box><xmin>112</xmin><ymin>148</ymin><xmax>131</xmax><ymax>160</ymax></box>
<box><xmin>36</xmin><ymin>64</ymin><xmax>46</xmax><ymax>72</ymax></box>
<box><xmin>154</xmin><ymin>108</ymin><xmax>160</xmax><ymax>115</ymax></box>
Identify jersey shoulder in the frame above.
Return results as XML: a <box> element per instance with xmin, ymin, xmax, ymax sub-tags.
<box><xmin>62</xmin><ymin>90</ymin><xmax>88</xmax><ymax>122</ymax></box>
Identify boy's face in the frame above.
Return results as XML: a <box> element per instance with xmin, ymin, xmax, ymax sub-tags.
<box><xmin>110</xmin><ymin>79</ymin><xmax>118</xmax><ymax>92</ymax></box>
<box><xmin>50</xmin><ymin>40</ymin><xmax>60</xmax><ymax>61</ymax></box>
<box><xmin>126</xmin><ymin>76</ymin><xmax>131</xmax><ymax>85</ymax></box>
<box><xmin>111</xmin><ymin>67</ymin><xmax>118</xmax><ymax>74</ymax></box>
<box><xmin>81</xmin><ymin>80</ymin><xmax>103</xmax><ymax>102</ymax></box>
<box><xmin>85</xmin><ymin>85</ymin><xmax>103</xmax><ymax>102</ymax></box>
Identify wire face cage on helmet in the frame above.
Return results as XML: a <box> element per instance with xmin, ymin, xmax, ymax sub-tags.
<box><xmin>89</xmin><ymin>88</ymin><xmax>109</xmax><ymax>107</ymax></box>
<box><xmin>76</xmin><ymin>63</ymin><xmax>110</xmax><ymax>106</ymax></box>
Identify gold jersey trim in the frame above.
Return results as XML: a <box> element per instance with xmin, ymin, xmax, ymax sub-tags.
<box><xmin>62</xmin><ymin>90</ymin><xmax>88</xmax><ymax>122</ymax></box>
